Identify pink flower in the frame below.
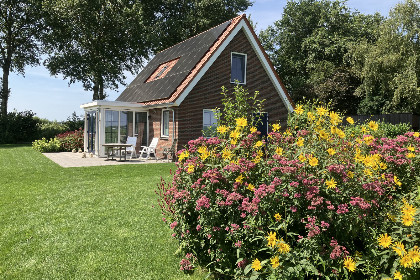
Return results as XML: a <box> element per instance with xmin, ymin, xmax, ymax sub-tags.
<box><xmin>196</xmin><ymin>195</ymin><xmax>210</xmax><ymax>210</ymax></box>
<box><xmin>235</xmin><ymin>241</ymin><xmax>242</xmax><ymax>247</ymax></box>
<box><xmin>170</xmin><ymin>221</ymin><xmax>178</xmax><ymax>229</ymax></box>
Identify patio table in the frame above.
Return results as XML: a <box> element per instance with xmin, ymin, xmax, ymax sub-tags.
<box><xmin>102</xmin><ymin>143</ymin><xmax>133</xmax><ymax>162</ymax></box>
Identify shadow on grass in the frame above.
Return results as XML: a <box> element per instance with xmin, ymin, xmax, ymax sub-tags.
<box><xmin>0</xmin><ymin>144</ymin><xmax>31</xmax><ymax>149</ymax></box>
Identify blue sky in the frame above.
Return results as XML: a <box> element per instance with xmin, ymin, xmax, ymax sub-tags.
<box><xmin>7</xmin><ymin>0</ymin><xmax>402</xmax><ymax>121</ymax></box>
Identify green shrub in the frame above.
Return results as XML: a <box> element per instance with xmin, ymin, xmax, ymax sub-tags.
<box><xmin>375</xmin><ymin>122</ymin><xmax>411</xmax><ymax>138</ymax></box>
<box><xmin>158</xmin><ymin>90</ymin><xmax>419</xmax><ymax>279</ymax></box>
<box><xmin>0</xmin><ymin>110</ymin><xmax>38</xmax><ymax>143</ymax></box>
<box><xmin>32</xmin><ymin>137</ymin><xmax>62</xmax><ymax>153</ymax></box>
<box><xmin>35</xmin><ymin>118</ymin><xmax>69</xmax><ymax>140</ymax></box>
<box><xmin>63</xmin><ymin>112</ymin><xmax>84</xmax><ymax>131</ymax></box>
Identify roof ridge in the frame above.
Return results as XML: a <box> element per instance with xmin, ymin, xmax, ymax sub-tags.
<box><xmin>155</xmin><ymin>14</ymin><xmax>245</xmax><ymax>55</ymax></box>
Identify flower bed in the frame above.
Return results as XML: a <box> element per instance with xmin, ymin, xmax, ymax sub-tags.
<box><xmin>158</xmin><ymin>97</ymin><xmax>419</xmax><ymax>279</ymax></box>
<box><xmin>56</xmin><ymin>128</ymin><xmax>84</xmax><ymax>152</ymax></box>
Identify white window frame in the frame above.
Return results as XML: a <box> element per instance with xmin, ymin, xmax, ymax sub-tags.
<box><xmin>230</xmin><ymin>52</ymin><xmax>247</xmax><ymax>85</ymax></box>
<box><xmin>203</xmin><ymin>109</ymin><xmax>219</xmax><ymax>138</ymax></box>
<box><xmin>161</xmin><ymin>109</ymin><xmax>170</xmax><ymax>138</ymax></box>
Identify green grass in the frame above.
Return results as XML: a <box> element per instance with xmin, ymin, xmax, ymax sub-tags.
<box><xmin>0</xmin><ymin>145</ymin><xmax>206</xmax><ymax>279</ymax></box>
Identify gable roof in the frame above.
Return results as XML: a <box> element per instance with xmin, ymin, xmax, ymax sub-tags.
<box><xmin>117</xmin><ymin>14</ymin><xmax>294</xmax><ymax>112</ymax></box>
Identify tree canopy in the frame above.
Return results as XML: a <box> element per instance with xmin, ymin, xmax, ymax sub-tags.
<box><xmin>259</xmin><ymin>0</ymin><xmax>384</xmax><ymax>114</ymax></box>
<box><xmin>42</xmin><ymin>0</ymin><xmax>252</xmax><ymax>100</ymax></box>
<box><xmin>0</xmin><ymin>0</ymin><xmax>43</xmax><ymax>116</ymax></box>
<box><xmin>350</xmin><ymin>0</ymin><xmax>420</xmax><ymax>114</ymax></box>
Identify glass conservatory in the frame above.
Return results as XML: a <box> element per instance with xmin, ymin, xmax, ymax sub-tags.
<box><xmin>80</xmin><ymin>101</ymin><xmax>148</xmax><ymax>157</ymax></box>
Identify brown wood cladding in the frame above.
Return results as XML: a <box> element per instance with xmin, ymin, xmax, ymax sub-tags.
<box><xmin>176</xmin><ymin>29</ymin><xmax>289</xmax><ymax>150</ymax></box>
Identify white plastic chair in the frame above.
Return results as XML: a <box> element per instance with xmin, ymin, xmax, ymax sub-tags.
<box><xmin>126</xmin><ymin>136</ymin><xmax>137</xmax><ymax>159</ymax></box>
<box><xmin>139</xmin><ymin>138</ymin><xmax>158</xmax><ymax>159</ymax></box>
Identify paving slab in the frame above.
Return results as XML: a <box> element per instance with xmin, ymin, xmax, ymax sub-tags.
<box><xmin>42</xmin><ymin>152</ymin><xmax>167</xmax><ymax>168</ymax></box>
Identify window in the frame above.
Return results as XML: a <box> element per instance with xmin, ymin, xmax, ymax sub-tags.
<box><xmin>231</xmin><ymin>53</ymin><xmax>246</xmax><ymax>84</ymax></box>
<box><xmin>161</xmin><ymin>110</ymin><xmax>170</xmax><ymax>137</ymax></box>
<box><xmin>146</xmin><ymin>58</ymin><xmax>180</xmax><ymax>83</ymax></box>
<box><xmin>203</xmin><ymin>109</ymin><xmax>218</xmax><ymax>137</ymax></box>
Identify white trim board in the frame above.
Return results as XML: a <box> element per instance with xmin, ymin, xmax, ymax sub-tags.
<box><xmin>174</xmin><ymin>19</ymin><xmax>294</xmax><ymax>113</ymax></box>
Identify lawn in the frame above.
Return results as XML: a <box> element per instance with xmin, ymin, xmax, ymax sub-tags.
<box><xmin>0</xmin><ymin>145</ymin><xmax>205</xmax><ymax>279</ymax></box>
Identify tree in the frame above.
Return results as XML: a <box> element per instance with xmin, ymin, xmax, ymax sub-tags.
<box><xmin>259</xmin><ymin>0</ymin><xmax>382</xmax><ymax>114</ymax></box>
<box><xmin>142</xmin><ymin>0</ymin><xmax>252</xmax><ymax>52</ymax></box>
<box><xmin>42</xmin><ymin>0</ymin><xmax>151</xmax><ymax>100</ymax></box>
<box><xmin>0</xmin><ymin>0</ymin><xmax>43</xmax><ymax>117</ymax></box>
<box><xmin>43</xmin><ymin>0</ymin><xmax>252</xmax><ymax>100</ymax></box>
<box><xmin>350</xmin><ymin>0</ymin><xmax>420</xmax><ymax>114</ymax></box>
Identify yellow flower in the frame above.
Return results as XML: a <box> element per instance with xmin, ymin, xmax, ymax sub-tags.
<box><xmin>364</xmin><ymin>136</ymin><xmax>374</xmax><ymax>145</ymax></box>
<box><xmin>295</xmin><ymin>104</ymin><xmax>304</xmax><ymax>115</ymax></box>
<box><xmin>402</xmin><ymin>201</ymin><xmax>417</xmax><ymax>216</ymax></box>
<box><xmin>327</xmin><ymin>148</ymin><xmax>336</xmax><ymax>156</ymax></box>
<box><xmin>236</xmin><ymin>117</ymin><xmax>247</xmax><ymax>127</ymax></box>
<box><xmin>307</xmin><ymin>111</ymin><xmax>315</xmax><ymax>121</ymax></box>
<box><xmin>336</xmin><ymin>128</ymin><xmax>345</xmax><ymax>139</ymax></box>
<box><xmin>401</xmin><ymin>214</ymin><xmax>414</xmax><ymax>226</ymax></box>
<box><xmin>407</xmin><ymin>145</ymin><xmax>415</xmax><ymax>152</ymax></box>
<box><xmin>393</xmin><ymin>242</ymin><xmax>406</xmax><ymax>257</ymax></box>
<box><xmin>325</xmin><ymin>178</ymin><xmax>337</xmax><ymax>189</ymax></box>
<box><xmin>364</xmin><ymin>168</ymin><xmax>373</xmax><ymax>177</ymax></box>
<box><xmin>266</xmin><ymin>232</ymin><xmax>278</xmax><ymax>247</ymax></box>
<box><xmin>378</xmin><ymin>233</ymin><xmax>392</xmax><ymax>248</ymax></box>
<box><xmin>368</xmin><ymin>121</ymin><xmax>379</xmax><ymax>131</ymax></box>
<box><xmin>274</xmin><ymin>213</ymin><xmax>282</xmax><ymax>221</ymax></box>
<box><xmin>235</xmin><ymin>175</ymin><xmax>244</xmax><ymax>184</ymax></box>
<box><xmin>251</xmin><ymin>259</ymin><xmax>262</xmax><ymax>271</ymax></box>
<box><xmin>270</xmin><ymin>256</ymin><xmax>280</xmax><ymax>269</ymax></box>
<box><xmin>247</xmin><ymin>184</ymin><xmax>255</xmax><ymax>191</ymax></box>
<box><xmin>197</xmin><ymin>146</ymin><xmax>207</xmax><ymax>154</ymax></box>
<box><xmin>187</xmin><ymin>164</ymin><xmax>194</xmax><ymax>173</ymax></box>
<box><xmin>408</xmin><ymin>247</ymin><xmax>420</xmax><ymax>263</ymax></box>
<box><xmin>298</xmin><ymin>154</ymin><xmax>306</xmax><ymax>162</ymax></box>
<box><xmin>250</xmin><ymin>126</ymin><xmax>257</xmax><ymax>133</ymax></box>
<box><xmin>253</xmin><ymin>156</ymin><xmax>261</xmax><ymax>164</ymax></box>
<box><xmin>316</xmin><ymin>106</ymin><xmax>328</xmax><ymax>116</ymax></box>
<box><xmin>343</xmin><ymin>257</ymin><xmax>356</xmax><ymax>272</ymax></box>
<box><xmin>379</xmin><ymin>162</ymin><xmax>387</xmax><ymax>170</ymax></box>
<box><xmin>178</xmin><ymin>150</ymin><xmax>189</xmax><ymax>161</ymax></box>
<box><xmin>230</xmin><ymin>139</ymin><xmax>237</xmax><ymax>145</ymax></box>
<box><xmin>275</xmin><ymin>147</ymin><xmax>283</xmax><ymax>156</ymax></box>
<box><xmin>329</xmin><ymin>111</ymin><xmax>341</xmax><ymax>126</ymax></box>
<box><xmin>272</xmin><ymin>123</ymin><xmax>281</xmax><ymax>132</ymax></box>
<box><xmin>393</xmin><ymin>271</ymin><xmax>402</xmax><ymax>280</ymax></box>
<box><xmin>217</xmin><ymin>125</ymin><xmax>229</xmax><ymax>134</ymax></box>
<box><xmin>308</xmin><ymin>156</ymin><xmax>318</xmax><ymax>167</ymax></box>
<box><xmin>346</xmin><ymin>117</ymin><xmax>354</xmax><ymax>124</ymax></box>
<box><xmin>254</xmin><ymin>141</ymin><xmax>263</xmax><ymax>148</ymax></box>
<box><xmin>406</xmin><ymin>152</ymin><xmax>415</xmax><ymax>159</ymax></box>
<box><xmin>319</xmin><ymin>130</ymin><xmax>329</xmax><ymax>140</ymax></box>
<box><xmin>277</xmin><ymin>239</ymin><xmax>291</xmax><ymax>254</ymax></box>
<box><xmin>347</xmin><ymin>171</ymin><xmax>354</xmax><ymax>178</ymax></box>
<box><xmin>222</xmin><ymin>149</ymin><xmax>232</xmax><ymax>160</ymax></box>
<box><xmin>394</xmin><ymin>176</ymin><xmax>402</xmax><ymax>187</ymax></box>
<box><xmin>400</xmin><ymin>254</ymin><xmax>413</xmax><ymax>268</ymax></box>
<box><xmin>414</xmin><ymin>132</ymin><xmax>420</xmax><ymax>137</ymax></box>
<box><xmin>230</xmin><ymin>130</ymin><xmax>240</xmax><ymax>139</ymax></box>
<box><xmin>296</xmin><ymin>137</ymin><xmax>304</xmax><ymax>147</ymax></box>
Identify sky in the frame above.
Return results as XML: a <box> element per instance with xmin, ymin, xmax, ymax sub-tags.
<box><xmin>7</xmin><ymin>0</ymin><xmax>403</xmax><ymax>121</ymax></box>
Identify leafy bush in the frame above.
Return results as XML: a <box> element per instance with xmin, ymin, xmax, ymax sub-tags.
<box><xmin>35</xmin><ymin>118</ymin><xmax>68</xmax><ymax>140</ymax></box>
<box><xmin>56</xmin><ymin>129</ymin><xmax>84</xmax><ymax>152</ymax></box>
<box><xmin>158</xmin><ymin>92</ymin><xmax>419</xmax><ymax>279</ymax></box>
<box><xmin>0</xmin><ymin>110</ymin><xmax>38</xmax><ymax>143</ymax></box>
<box><xmin>32</xmin><ymin>137</ymin><xmax>62</xmax><ymax>153</ymax></box>
<box><xmin>375</xmin><ymin>122</ymin><xmax>411</xmax><ymax>139</ymax></box>
<box><xmin>63</xmin><ymin>112</ymin><xmax>84</xmax><ymax>131</ymax></box>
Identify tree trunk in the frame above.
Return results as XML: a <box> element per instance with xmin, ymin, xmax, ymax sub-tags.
<box><xmin>1</xmin><ymin>62</ymin><xmax>10</xmax><ymax>117</ymax></box>
<box><xmin>92</xmin><ymin>75</ymin><xmax>105</xmax><ymax>100</ymax></box>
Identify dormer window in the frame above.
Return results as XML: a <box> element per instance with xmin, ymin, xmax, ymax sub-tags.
<box><xmin>146</xmin><ymin>58</ymin><xmax>180</xmax><ymax>83</ymax></box>
<box><xmin>231</xmin><ymin>52</ymin><xmax>247</xmax><ymax>84</ymax></box>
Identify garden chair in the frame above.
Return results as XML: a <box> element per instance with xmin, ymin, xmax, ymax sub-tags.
<box><xmin>139</xmin><ymin>138</ymin><xmax>158</xmax><ymax>160</ymax></box>
<box><xmin>163</xmin><ymin>138</ymin><xmax>178</xmax><ymax>162</ymax></box>
<box><xmin>125</xmin><ymin>136</ymin><xmax>137</xmax><ymax>159</ymax></box>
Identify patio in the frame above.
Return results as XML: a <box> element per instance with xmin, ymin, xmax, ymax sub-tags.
<box><xmin>43</xmin><ymin>152</ymin><xmax>163</xmax><ymax>168</ymax></box>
